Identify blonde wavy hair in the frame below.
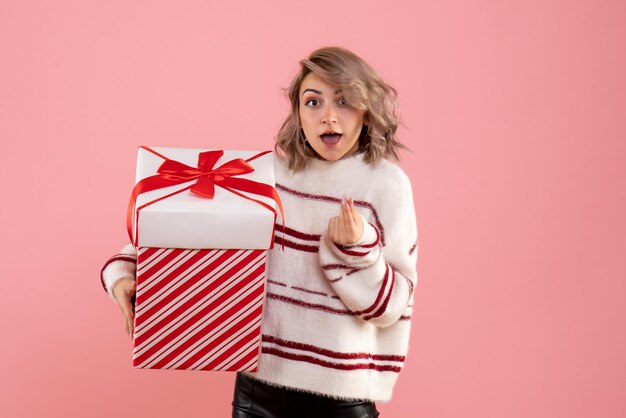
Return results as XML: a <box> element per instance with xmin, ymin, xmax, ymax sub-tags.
<box><xmin>274</xmin><ymin>46</ymin><xmax>410</xmax><ymax>172</ymax></box>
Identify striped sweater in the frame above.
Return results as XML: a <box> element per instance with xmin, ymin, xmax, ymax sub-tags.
<box><xmin>101</xmin><ymin>151</ymin><xmax>418</xmax><ymax>402</ymax></box>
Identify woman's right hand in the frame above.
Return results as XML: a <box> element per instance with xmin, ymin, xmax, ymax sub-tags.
<box><xmin>112</xmin><ymin>276</ymin><xmax>137</xmax><ymax>339</ymax></box>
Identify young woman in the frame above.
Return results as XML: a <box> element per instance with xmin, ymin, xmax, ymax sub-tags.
<box><xmin>101</xmin><ymin>46</ymin><xmax>418</xmax><ymax>418</ymax></box>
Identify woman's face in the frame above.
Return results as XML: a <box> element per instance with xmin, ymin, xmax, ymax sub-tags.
<box><xmin>298</xmin><ymin>73</ymin><xmax>366</xmax><ymax>161</ymax></box>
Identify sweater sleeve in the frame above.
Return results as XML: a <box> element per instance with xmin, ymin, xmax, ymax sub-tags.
<box><xmin>317</xmin><ymin>172</ymin><xmax>418</xmax><ymax>328</ymax></box>
<box><xmin>100</xmin><ymin>243</ymin><xmax>138</xmax><ymax>301</ymax></box>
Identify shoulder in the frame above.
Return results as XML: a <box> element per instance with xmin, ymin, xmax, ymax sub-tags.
<box><xmin>272</xmin><ymin>153</ymin><xmax>294</xmax><ymax>182</ymax></box>
<box><xmin>367</xmin><ymin>158</ymin><xmax>413</xmax><ymax>198</ymax></box>
<box><xmin>367</xmin><ymin>160</ymin><xmax>417</xmax><ymax>244</ymax></box>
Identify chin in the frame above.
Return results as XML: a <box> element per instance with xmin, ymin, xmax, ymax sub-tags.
<box><xmin>321</xmin><ymin>152</ymin><xmax>345</xmax><ymax>161</ymax></box>
<box><xmin>311</xmin><ymin>149</ymin><xmax>340</xmax><ymax>161</ymax></box>
<box><xmin>310</xmin><ymin>142</ymin><xmax>355</xmax><ymax>161</ymax></box>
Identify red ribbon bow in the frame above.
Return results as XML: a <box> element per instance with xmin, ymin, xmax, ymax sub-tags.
<box><xmin>127</xmin><ymin>146</ymin><xmax>285</xmax><ymax>249</ymax></box>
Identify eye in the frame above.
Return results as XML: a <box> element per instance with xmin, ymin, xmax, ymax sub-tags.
<box><xmin>305</xmin><ymin>98</ymin><xmax>320</xmax><ymax>107</ymax></box>
<box><xmin>338</xmin><ymin>96</ymin><xmax>349</xmax><ymax>106</ymax></box>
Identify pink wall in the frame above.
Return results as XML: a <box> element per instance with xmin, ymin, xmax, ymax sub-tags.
<box><xmin>1</xmin><ymin>1</ymin><xmax>625</xmax><ymax>417</ymax></box>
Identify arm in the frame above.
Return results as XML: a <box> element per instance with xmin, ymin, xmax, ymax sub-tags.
<box><xmin>100</xmin><ymin>243</ymin><xmax>137</xmax><ymax>301</ymax></box>
<box><xmin>318</xmin><ymin>174</ymin><xmax>418</xmax><ymax>328</ymax></box>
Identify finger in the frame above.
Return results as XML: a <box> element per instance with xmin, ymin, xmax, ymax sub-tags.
<box><xmin>349</xmin><ymin>198</ymin><xmax>363</xmax><ymax>228</ymax></box>
<box><xmin>333</xmin><ymin>217</ymin><xmax>341</xmax><ymax>244</ymax></box>
<box><xmin>349</xmin><ymin>200</ymin><xmax>362</xmax><ymax>228</ymax></box>
<box><xmin>119</xmin><ymin>296</ymin><xmax>134</xmax><ymax>319</ymax></box>
<box><xmin>348</xmin><ymin>198</ymin><xmax>359</xmax><ymax>223</ymax></box>
<box><xmin>123</xmin><ymin>306</ymin><xmax>135</xmax><ymax>339</ymax></box>
<box><xmin>119</xmin><ymin>299</ymin><xmax>135</xmax><ymax>333</ymax></box>
<box><xmin>336</xmin><ymin>199</ymin><xmax>343</xmax><ymax>225</ymax></box>
<box><xmin>338</xmin><ymin>198</ymin><xmax>358</xmax><ymax>244</ymax></box>
<box><xmin>341</xmin><ymin>196</ymin><xmax>352</xmax><ymax>218</ymax></box>
<box><xmin>328</xmin><ymin>217</ymin><xmax>336</xmax><ymax>242</ymax></box>
<box><xmin>125</xmin><ymin>317</ymin><xmax>133</xmax><ymax>339</ymax></box>
<box><xmin>129</xmin><ymin>317</ymin><xmax>135</xmax><ymax>339</ymax></box>
<box><xmin>348</xmin><ymin>199</ymin><xmax>364</xmax><ymax>244</ymax></box>
<box><xmin>340</xmin><ymin>198</ymin><xmax>354</xmax><ymax>238</ymax></box>
<box><xmin>342</xmin><ymin>199</ymin><xmax>357</xmax><ymax>234</ymax></box>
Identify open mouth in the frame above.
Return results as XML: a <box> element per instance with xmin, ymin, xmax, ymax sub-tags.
<box><xmin>320</xmin><ymin>132</ymin><xmax>342</xmax><ymax>145</ymax></box>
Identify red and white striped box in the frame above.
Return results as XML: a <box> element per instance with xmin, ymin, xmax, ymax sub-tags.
<box><xmin>132</xmin><ymin>247</ymin><xmax>267</xmax><ymax>372</ymax></box>
<box><xmin>127</xmin><ymin>146</ymin><xmax>283</xmax><ymax>372</ymax></box>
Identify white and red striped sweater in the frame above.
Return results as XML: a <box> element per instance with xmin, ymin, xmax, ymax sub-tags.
<box><xmin>101</xmin><ymin>151</ymin><xmax>418</xmax><ymax>402</ymax></box>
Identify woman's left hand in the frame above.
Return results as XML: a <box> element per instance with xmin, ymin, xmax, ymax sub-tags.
<box><xmin>328</xmin><ymin>196</ymin><xmax>364</xmax><ymax>246</ymax></box>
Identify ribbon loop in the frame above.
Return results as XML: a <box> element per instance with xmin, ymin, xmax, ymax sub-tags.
<box><xmin>197</xmin><ymin>150</ymin><xmax>223</xmax><ymax>172</ymax></box>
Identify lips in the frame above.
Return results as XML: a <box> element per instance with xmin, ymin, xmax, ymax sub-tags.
<box><xmin>320</xmin><ymin>132</ymin><xmax>342</xmax><ymax>145</ymax></box>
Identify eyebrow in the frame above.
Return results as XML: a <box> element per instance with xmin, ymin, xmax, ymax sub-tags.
<box><xmin>302</xmin><ymin>88</ymin><xmax>342</xmax><ymax>96</ymax></box>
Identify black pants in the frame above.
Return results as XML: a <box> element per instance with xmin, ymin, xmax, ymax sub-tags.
<box><xmin>232</xmin><ymin>372</ymin><xmax>380</xmax><ymax>418</ymax></box>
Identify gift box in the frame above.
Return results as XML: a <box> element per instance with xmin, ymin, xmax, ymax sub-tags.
<box><xmin>127</xmin><ymin>146</ymin><xmax>283</xmax><ymax>372</ymax></box>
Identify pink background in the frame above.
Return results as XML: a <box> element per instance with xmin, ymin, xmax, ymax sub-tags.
<box><xmin>1</xmin><ymin>1</ymin><xmax>625</xmax><ymax>417</ymax></box>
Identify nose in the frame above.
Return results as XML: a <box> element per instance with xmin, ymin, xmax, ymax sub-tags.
<box><xmin>321</xmin><ymin>103</ymin><xmax>338</xmax><ymax>125</ymax></box>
